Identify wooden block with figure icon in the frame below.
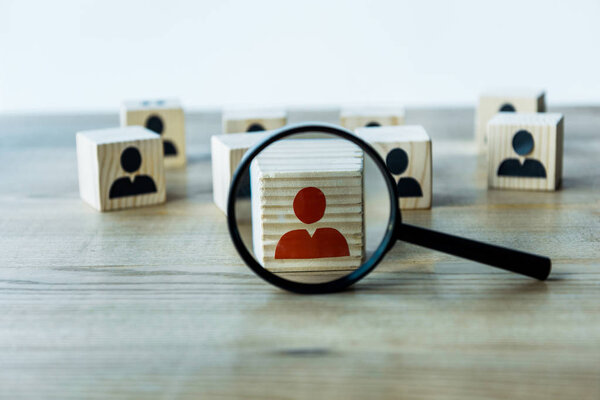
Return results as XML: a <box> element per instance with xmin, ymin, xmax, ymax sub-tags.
<box><xmin>340</xmin><ymin>106</ymin><xmax>405</xmax><ymax>131</ymax></box>
<box><xmin>120</xmin><ymin>99</ymin><xmax>186</xmax><ymax>168</ymax></box>
<box><xmin>355</xmin><ymin>125</ymin><xmax>432</xmax><ymax>209</ymax></box>
<box><xmin>211</xmin><ymin>131</ymin><xmax>272</xmax><ymax>214</ymax></box>
<box><xmin>475</xmin><ymin>89</ymin><xmax>545</xmax><ymax>150</ymax></box>
<box><xmin>487</xmin><ymin>112</ymin><xmax>564</xmax><ymax>191</ymax></box>
<box><xmin>222</xmin><ymin>108</ymin><xmax>287</xmax><ymax>134</ymax></box>
<box><xmin>76</xmin><ymin>126</ymin><xmax>166</xmax><ymax>212</ymax></box>
<box><xmin>250</xmin><ymin>139</ymin><xmax>364</xmax><ymax>272</ymax></box>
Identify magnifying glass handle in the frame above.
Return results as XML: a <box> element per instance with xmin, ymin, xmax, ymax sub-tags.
<box><xmin>396</xmin><ymin>223</ymin><xmax>551</xmax><ymax>280</ymax></box>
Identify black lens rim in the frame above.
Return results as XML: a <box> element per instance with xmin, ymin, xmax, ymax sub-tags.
<box><xmin>226</xmin><ymin>122</ymin><xmax>400</xmax><ymax>294</ymax></box>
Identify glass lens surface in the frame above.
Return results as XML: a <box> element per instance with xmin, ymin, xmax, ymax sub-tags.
<box><xmin>233</xmin><ymin>132</ymin><xmax>392</xmax><ymax>284</ymax></box>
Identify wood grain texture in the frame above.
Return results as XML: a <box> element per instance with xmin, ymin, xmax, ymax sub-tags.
<box><xmin>356</xmin><ymin>125</ymin><xmax>432</xmax><ymax>209</ymax></box>
<box><xmin>250</xmin><ymin>139</ymin><xmax>364</xmax><ymax>271</ymax></box>
<box><xmin>76</xmin><ymin>127</ymin><xmax>166</xmax><ymax>211</ymax></box>
<box><xmin>487</xmin><ymin>113</ymin><xmax>563</xmax><ymax>191</ymax></box>
<box><xmin>1</xmin><ymin>107</ymin><xmax>599</xmax><ymax>399</ymax></box>
<box><xmin>475</xmin><ymin>90</ymin><xmax>545</xmax><ymax>150</ymax></box>
<box><xmin>121</xmin><ymin>99</ymin><xmax>187</xmax><ymax>168</ymax></box>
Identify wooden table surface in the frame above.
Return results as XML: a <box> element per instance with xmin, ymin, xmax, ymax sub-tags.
<box><xmin>1</xmin><ymin>107</ymin><xmax>599</xmax><ymax>399</ymax></box>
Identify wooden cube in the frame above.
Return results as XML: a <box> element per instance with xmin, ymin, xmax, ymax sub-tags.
<box><xmin>120</xmin><ymin>99</ymin><xmax>186</xmax><ymax>168</ymax></box>
<box><xmin>211</xmin><ymin>131</ymin><xmax>272</xmax><ymax>214</ymax></box>
<box><xmin>76</xmin><ymin>127</ymin><xmax>166</xmax><ymax>211</ymax></box>
<box><xmin>222</xmin><ymin>109</ymin><xmax>287</xmax><ymax>134</ymax></box>
<box><xmin>251</xmin><ymin>139</ymin><xmax>364</xmax><ymax>272</ymax></box>
<box><xmin>487</xmin><ymin>113</ymin><xmax>564</xmax><ymax>191</ymax></box>
<box><xmin>475</xmin><ymin>89</ymin><xmax>545</xmax><ymax>150</ymax></box>
<box><xmin>340</xmin><ymin>106</ymin><xmax>405</xmax><ymax>131</ymax></box>
<box><xmin>355</xmin><ymin>125</ymin><xmax>432</xmax><ymax>209</ymax></box>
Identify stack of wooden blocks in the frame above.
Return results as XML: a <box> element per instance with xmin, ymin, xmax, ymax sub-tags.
<box><xmin>250</xmin><ymin>139</ymin><xmax>364</xmax><ymax>272</ymax></box>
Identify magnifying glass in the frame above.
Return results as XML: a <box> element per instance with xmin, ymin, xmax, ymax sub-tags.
<box><xmin>227</xmin><ymin>123</ymin><xmax>551</xmax><ymax>294</ymax></box>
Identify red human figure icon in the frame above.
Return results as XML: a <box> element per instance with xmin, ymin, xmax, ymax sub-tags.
<box><xmin>275</xmin><ymin>187</ymin><xmax>350</xmax><ymax>259</ymax></box>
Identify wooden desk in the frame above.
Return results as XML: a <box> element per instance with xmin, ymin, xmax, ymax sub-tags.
<box><xmin>1</xmin><ymin>107</ymin><xmax>598</xmax><ymax>399</ymax></box>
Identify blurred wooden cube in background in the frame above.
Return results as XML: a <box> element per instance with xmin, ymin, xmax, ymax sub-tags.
<box><xmin>340</xmin><ymin>105</ymin><xmax>405</xmax><ymax>131</ymax></box>
<box><xmin>120</xmin><ymin>99</ymin><xmax>186</xmax><ymax>168</ymax></box>
<box><xmin>487</xmin><ymin>112</ymin><xmax>564</xmax><ymax>191</ymax></box>
<box><xmin>356</xmin><ymin>125</ymin><xmax>432</xmax><ymax>209</ymax></box>
<box><xmin>475</xmin><ymin>89</ymin><xmax>545</xmax><ymax>151</ymax></box>
<box><xmin>222</xmin><ymin>108</ymin><xmax>287</xmax><ymax>134</ymax></box>
<box><xmin>76</xmin><ymin>126</ymin><xmax>166</xmax><ymax>212</ymax></box>
<box><xmin>211</xmin><ymin>131</ymin><xmax>272</xmax><ymax>215</ymax></box>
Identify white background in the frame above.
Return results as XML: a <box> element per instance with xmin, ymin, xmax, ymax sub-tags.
<box><xmin>1</xmin><ymin>0</ymin><xmax>599</xmax><ymax>112</ymax></box>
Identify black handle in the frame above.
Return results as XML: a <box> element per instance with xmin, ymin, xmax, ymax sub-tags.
<box><xmin>396</xmin><ymin>223</ymin><xmax>551</xmax><ymax>280</ymax></box>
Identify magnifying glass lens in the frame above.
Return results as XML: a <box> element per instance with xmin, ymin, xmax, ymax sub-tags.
<box><xmin>232</xmin><ymin>131</ymin><xmax>393</xmax><ymax>285</ymax></box>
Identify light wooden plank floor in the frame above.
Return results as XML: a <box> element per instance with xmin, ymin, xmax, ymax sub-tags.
<box><xmin>0</xmin><ymin>107</ymin><xmax>599</xmax><ymax>399</ymax></box>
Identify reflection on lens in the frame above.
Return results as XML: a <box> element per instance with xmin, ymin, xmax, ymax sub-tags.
<box><xmin>234</xmin><ymin>132</ymin><xmax>391</xmax><ymax>284</ymax></box>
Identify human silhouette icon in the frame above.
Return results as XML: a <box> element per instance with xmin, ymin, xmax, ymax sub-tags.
<box><xmin>109</xmin><ymin>147</ymin><xmax>158</xmax><ymax>199</ymax></box>
<box><xmin>497</xmin><ymin>130</ymin><xmax>547</xmax><ymax>178</ymax></box>
<box><xmin>274</xmin><ymin>187</ymin><xmax>350</xmax><ymax>259</ymax></box>
<box><xmin>386</xmin><ymin>148</ymin><xmax>423</xmax><ymax>197</ymax></box>
<box><xmin>246</xmin><ymin>123</ymin><xmax>266</xmax><ymax>132</ymax></box>
<box><xmin>145</xmin><ymin>115</ymin><xmax>177</xmax><ymax>156</ymax></box>
<box><xmin>499</xmin><ymin>103</ymin><xmax>516</xmax><ymax>112</ymax></box>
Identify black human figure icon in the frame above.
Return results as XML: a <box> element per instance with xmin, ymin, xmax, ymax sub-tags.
<box><xmin>497</xmin><ymin>130</ymin><xmax>547</xmax><ymax>178</ymax></box>
<box><xmin>365</xmin><ymin>121</ymin><xmax>381</xmax><ymax>127</ymax></box>
<box><xmin>145</xmin><ymin>115</ymin><xmax>177</xmax><ymax>156</ymax></box>
<box><xmin>499</xmin><ymin>103</ymin><xmax>516</xmax><ymax>112</ymax></box>
<box><xmin>386</xmin><ymin>148</ymin><xmax>423</xmax><ymax>197</ymax></box>
<box><xmin>247</xmin><ymin>123</ymin><xmax>266</xmax><ymax>132</ymax></box>
<box><xmin>109</xmin><ymin>147</ymin><xmax>158</xmax><ymax>199</ymax></box>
